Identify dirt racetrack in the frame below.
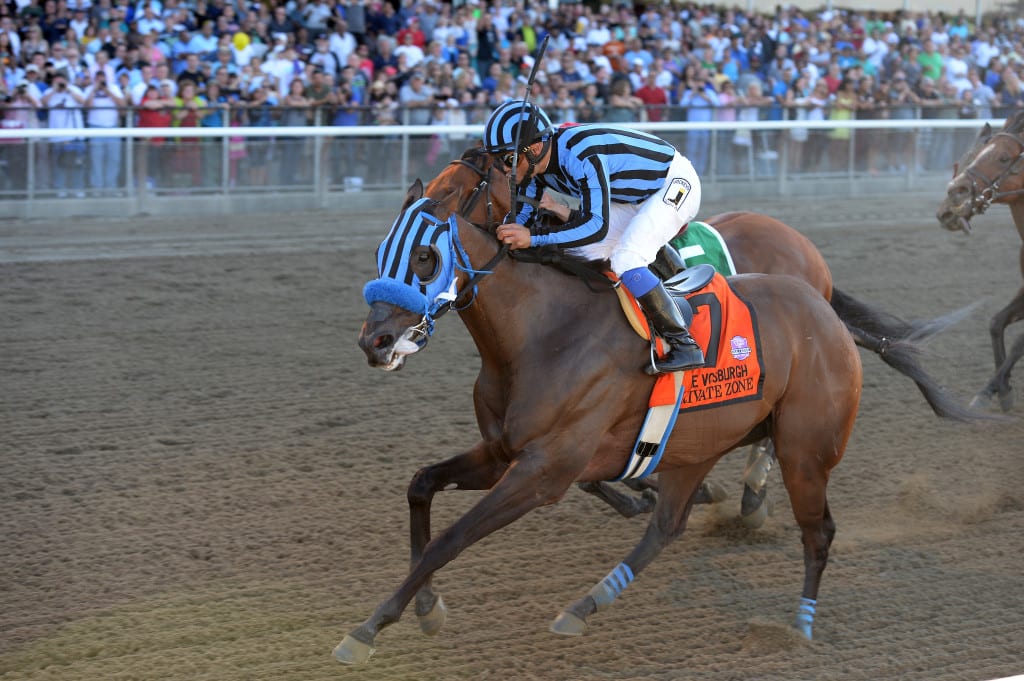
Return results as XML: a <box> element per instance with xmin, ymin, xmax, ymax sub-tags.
<box><xmin>2</xmin><ymin>193</ymin><xmax>1023</xmax><ymax>681</ymax></box>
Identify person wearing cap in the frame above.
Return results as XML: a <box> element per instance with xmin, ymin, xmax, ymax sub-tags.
<box><xmin>20</xmin><ymin>64</ymin><xmax>45</xmax><ymax>100</ymax></box>
<box><xmin>484</xmin><ymin>99</ymin><xmax>707</xmax><ymax>373</ymax></box>
<box><xmin>309</xmin><ymin>32</ymin><xmax>341</xmax><ymax>79</ymax></box>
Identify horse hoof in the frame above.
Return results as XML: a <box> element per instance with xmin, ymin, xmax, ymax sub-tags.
<box><xmin>417</xmin><ymin>593</ymin><xmax>447</xmax><ymax>636</ymax></box>
<box><xmin>998</xmin><ymin>389</ymin><xmax>1015</xmax><ymax>413</ymax></box>
<box><xmin>333</xmin><ymin>635</ymin><xmax>375</xmax><ymax>665</ymax></box>
<box><xmin>741</xmin><ymin>488</ymin><xmax>771</xmax><ymax>529</ymax></box>
<box><xmin>550</xmin><ymin>610</ymin><xmax>588</xmax><ymax>636</ymax></box>
<box><xmin>695</xmin><ymin>480</ymin><xmax>728</xmax><ymax>505</ymax></box>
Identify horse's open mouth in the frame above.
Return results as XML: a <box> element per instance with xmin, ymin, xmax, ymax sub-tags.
<box><xmin>377</xmin><ymin>336</ymin><xmax>424</xmax><ymax>372</ymax></box>
<box><xmin>936</xmin><ymin>204</ymin><xmax>973</xmax><ymax>234</ymax></box>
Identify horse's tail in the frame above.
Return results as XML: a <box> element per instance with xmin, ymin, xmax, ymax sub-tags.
<box><xmin>830</xmin><ymin>286</ymin><xmax>989</xmax><ymax>422</ymax></box>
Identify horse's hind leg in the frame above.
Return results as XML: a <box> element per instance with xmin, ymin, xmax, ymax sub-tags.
<box><xmin>552</xmin><ymin>462</ymin><xmax>717</xmax><ymax>636</ymax></box>
<box><xmin>406</xmin><ymin>441</ymin><xmax>508</xmax><ymax>635</ymax></box>
<box><xmin>773</xmin><ymin>431</ymin><xmax>846</xmax><ymax>640</ymax></box>
<box><xmin>740</xmin><ymin>439</ymin><xmax>775</xmax><ymax>528</ymax></box>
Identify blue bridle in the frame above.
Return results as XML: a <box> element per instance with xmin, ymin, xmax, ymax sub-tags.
<box><xmin>363</xmin><ymin>197</ymin><xmax>504</xmax><ymax>345</ymax></box>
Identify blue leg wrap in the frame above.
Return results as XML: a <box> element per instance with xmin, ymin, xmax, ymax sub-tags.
<box><xmin>621</xmin><ymin>267</ymin><xmax>659</xmax><ymax>297</ymax></box>
<box><xmin>586</xmin><ymin>562</ymin><xmax>635</xmax><ymax>612</ymax></box>
<box><xmin>795</xmin><ymin>596</ymin><xmax>816</xmax><ymax>640</ymax></box>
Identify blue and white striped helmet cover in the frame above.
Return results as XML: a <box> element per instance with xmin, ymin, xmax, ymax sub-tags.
<box><xmin>363</xmin><ymin>198</ymin><xmax>458</xmax><ymax>316</ymax></box>
<box><xmin>482</xmin><ymin>99</ymin><xmax>554</xmax><ymax>152</ymax></box>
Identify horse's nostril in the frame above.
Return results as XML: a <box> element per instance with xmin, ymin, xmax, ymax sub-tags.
<box><xmin>373</xmin><ymin>334</ymin><xmax>394</xmax><ymax>349</ymax></box>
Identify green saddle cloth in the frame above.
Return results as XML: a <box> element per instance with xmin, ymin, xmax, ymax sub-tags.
<box><xmin>668</xmin><ymin>221</ymin><xmax>737</xmax><ymax>276</ymax></box>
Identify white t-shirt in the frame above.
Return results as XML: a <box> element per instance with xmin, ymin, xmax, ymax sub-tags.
<box><xmin>86</xmin><ymin>83</ymin><xmax>124</xmax><ymax>127</ymax></box>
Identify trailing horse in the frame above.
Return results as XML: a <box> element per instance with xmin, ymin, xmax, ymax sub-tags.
<box><xmin>340</xmin><ymin>189</ymin><xmax>863</xmax><ymax>664</ymax></box>
<box><xmin>938</xmin><ymin>111</ymin><xmax>1024</xmax><ymax>411</ymax></box>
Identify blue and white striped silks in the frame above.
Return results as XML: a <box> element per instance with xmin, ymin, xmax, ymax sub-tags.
<box><xmin>363</xmin><ymin>198</ymin><xmax>461</xmax><ymax>319</ymax></box>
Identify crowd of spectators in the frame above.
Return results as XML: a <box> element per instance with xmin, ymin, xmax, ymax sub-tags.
<box><xmin>2</xmin><ymin>0</ymin><xmax>1024</xmax><ymax>194</ymax></box>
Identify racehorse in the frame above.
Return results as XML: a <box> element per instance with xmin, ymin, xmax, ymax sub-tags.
<box><xmin>339</xmin><ymin>189</ymin><xmax>863</xmax><ymax>664</ymax></box>
<box><xmin>937</xmin><ymin>110</ymin><xmax>1024</xmax><ymax>411</ymax></box>
<box><xmin>425</xmin><ymin>146</ymin><xmax>980</xmax><ymax>521</ymax></box>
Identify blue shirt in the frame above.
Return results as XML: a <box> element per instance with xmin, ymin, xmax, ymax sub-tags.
<box><xmin>512</xmin><ymin>124</ymin><xmax>676</xmax><ymax>249</ymax></box>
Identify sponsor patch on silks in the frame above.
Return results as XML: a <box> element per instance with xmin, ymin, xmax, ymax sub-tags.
<box><xmin>662</xmin><ymin>178</ymin><xmax>692</xmax><ymax>209</ymax></box>
<box><xmin>669</xmin><ymin>221</ymin><xmax>737</xmax><ymax>275</ymax></box>
<box><xmin>608</xmin><ymin>271</ymin><xmax>765</xmax><ymax>479</ymax></box>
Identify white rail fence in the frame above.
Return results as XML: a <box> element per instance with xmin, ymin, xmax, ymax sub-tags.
<box><xmin>0</xmin><ymin>118</ymin><xmax>996</xmax><ymax>218</ymax></box>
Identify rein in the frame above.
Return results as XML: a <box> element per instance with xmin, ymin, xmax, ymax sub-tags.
<box><xmin>964</xmin><ymin>131</ymin><xmax>1024</xmax><ymax>213</ymax></box>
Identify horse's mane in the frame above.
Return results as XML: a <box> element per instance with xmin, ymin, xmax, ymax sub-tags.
<box><xmin>459</xmin><ymin>145</ymin><xmax>490</xmax><ymax>164</ymax></box>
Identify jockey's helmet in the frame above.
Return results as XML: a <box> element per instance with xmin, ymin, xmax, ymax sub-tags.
<box><xmin>482</xmin><ymin>100</ymin><xmax>554</xmax><ymax>153</ymax></box>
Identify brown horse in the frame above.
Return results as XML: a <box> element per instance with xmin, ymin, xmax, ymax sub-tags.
<box><xmin>339</xmin><ymin>191</ymin><xmax>862</xmax><ymax>665</ymax></box>
<box><xmin>937</xmin><ymin>110</ymin><xmax>1024</xmax><ymax>411</ymax></box>
<box><xmin>426</xmin><ymin>147</ymin><xmax>979</xmax><ymax>522</ymax></box>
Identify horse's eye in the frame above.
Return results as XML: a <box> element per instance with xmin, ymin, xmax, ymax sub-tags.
<box><xmin>999</xmin><ymin>153</ymin><xmax>1012</xmax><ymax>164</ymax></box>
<box><xmin>411</xmin><ymin>245</ymin><xmax>441</xmax><ymax>283</ymax></box>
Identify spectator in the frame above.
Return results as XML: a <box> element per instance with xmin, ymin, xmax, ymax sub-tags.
<box><xmin>997</xmin><ymin>67</ymin><xmax>1024</xmax><ymax>116</ymax></box>
<box><xmin>84</xmin><ymin>70</ymin><xmax>126</xmax><ymax>194</ymax></box>
<box><xmin>605</xmin><ymin>75</ymin><xmax>644</xmax><ymax>123</ymax></box>
<box><xmin>280</xmin><ymin>76</ymin><xmax>312</xmax><ymax>184</ymax></box>
<box><xmin>678</xmin><ymin>69</ymin><xmax>719</xmax><ymax>174</ymax></box>
<box><xmin>965</xmin><ymin>67</ymin><xmax>997</xmax><ymax>120</ymax></box>
<box><xmin>828</xmin><ymin>75</ymin><xmax>858</xmax><ymax>171</ymax></box>
<box><xmin>170</xmin><ymin>78</ymin><xmax>202</xmax><ymax>187</ymax></box>
<box><xmin>329</xmin><ymin>18</ymin><xmax>357</xmax><ymax>68</ymax></box>
<box><xmin>40</xmin><ymin>71</ymin><xmax>87</xmax><ymax>197</ymax></box>
<box><xmin>199</xmin><ymin>80</ymin><xmax>230</xmax><ymax>186</ymax></box>
<box><xmin>1</xmin><ymin>81</ymin><xmax>40</xmax><ymax>195</ymax></box>
<box><xmin>886</xmin><ymin>67</ymin><xmax>919</xmax><ymax>172</ymax></box>
<box><xmin>636</xmin><ymin>69</ymin><xmax>669</xmax><ymax>122</ymax></box>
<box><xmin>715</xmin><ymin>78</ymin><xmax>742</xmax><ymax>173</ymax></box>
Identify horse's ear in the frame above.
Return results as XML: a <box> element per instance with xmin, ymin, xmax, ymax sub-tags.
<box><xmin>441</xmin><ymin>187</ymin><xmax>462</xmax><ymax>209</ymax></box>
<box><xmin>402</xmin><ymin>180</ymin><xmax>424</xmax><ymax>209</ymax></box>
<box><xmin>980</xmin><ymin>122</ymin><xmax>992</xmax><ymax>141</ymax></box>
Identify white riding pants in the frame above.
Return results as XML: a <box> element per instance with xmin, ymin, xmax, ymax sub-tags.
<box><xmin>567</xmin><ymin>153</ymin><xmax>702</xmax><ymax>275</ymax></box>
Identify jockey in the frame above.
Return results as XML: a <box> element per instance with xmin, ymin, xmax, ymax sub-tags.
<box><xmin>483</xmin><ymin>99</ymin><xmax>705</xmax><ymax>374</ymax></box>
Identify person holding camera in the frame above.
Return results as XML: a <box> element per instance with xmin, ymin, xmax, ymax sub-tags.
<box><xmin>85</xmin><ymin>71</ymin><xmax>127</xmax><ymax>195</ymax></box>
<box><xmin>40</xmin><ymin>72</ymin><xmax>87</xmax><ymax>198</ymax></box>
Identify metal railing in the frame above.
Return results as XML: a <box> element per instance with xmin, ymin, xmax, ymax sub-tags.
<box><xmin>0</xmin><ymin>113</ymin><xmax>997</xmax><ymax>217</ymax></box>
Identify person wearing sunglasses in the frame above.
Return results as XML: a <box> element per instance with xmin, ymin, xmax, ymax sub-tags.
<box><xmin>482</xmin><ymin>99</ymin><xmax>705</xmax><ymax>374</ymax></box>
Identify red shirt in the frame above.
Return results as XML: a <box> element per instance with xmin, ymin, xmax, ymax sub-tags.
<box><xmin>635</xmin><ymin>84</ymin><xmax>669</xmax><ymax>122</ymax></box>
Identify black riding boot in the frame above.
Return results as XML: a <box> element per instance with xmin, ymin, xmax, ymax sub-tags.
<box><xmin>649</xmin><ymin>244</ymin><xmax>686</xmax><ymax>280</ymax></box>
<box><xmin>638</xmin><ymin>282</ymin><xmax>706</xmax><ymax>374</ymax></box>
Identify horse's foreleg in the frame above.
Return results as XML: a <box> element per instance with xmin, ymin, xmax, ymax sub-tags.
<box><xmin>336</xmin><ymin>449</ymin><xmax>581</xmax><ymax>664</ymax></box>
<box><xmin>407</xmin><ymin>441</ymin><xmax>508</xmax><ymax>635</ymax></box>
<box><xmin>551</xmin><ymin>462</ymin><xmax>715</xmax><ymax>636</ymax></box>
<box><xmin>974</xmin><ymin>330</ymin><xmax>1024</xmax><ymax>412</ymax></box>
